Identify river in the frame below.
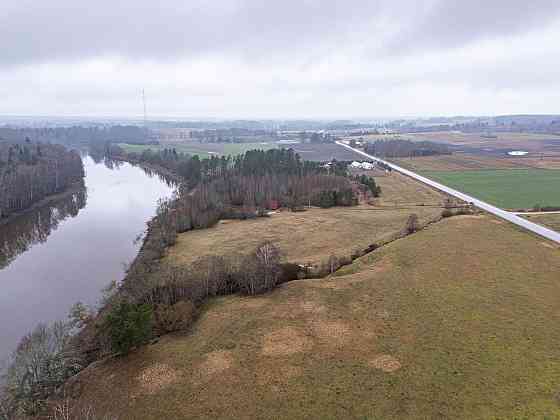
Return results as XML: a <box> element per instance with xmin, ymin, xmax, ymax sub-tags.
<box><xmin>0</xmin><ymin>155</ymin><xmax>175</xmax><ymax>361</ymax></box>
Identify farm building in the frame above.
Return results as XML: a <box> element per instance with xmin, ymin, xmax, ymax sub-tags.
<box><xmin>350</xmin><ymin>161</ymin><xmax>375</xmax><ymax>170</ymax></box>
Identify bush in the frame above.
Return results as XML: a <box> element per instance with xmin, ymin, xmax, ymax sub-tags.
<box><xmin>441</xmin><ymin>209</ymin><xmax>454</xmax><ymax>218</ymax></box>
<box><xmin>153</xmin><ymin>301</ymin><xmax>196</xmax><ymax>334</ymax></box>
<box><xmin>104</xmin><ymin>302</ymin><xmax>153</xmax><ymax>354</ymax></box>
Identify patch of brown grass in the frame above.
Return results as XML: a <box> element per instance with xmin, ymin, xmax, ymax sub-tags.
<box><xmin>136</xmin><ymin>363</ymin><xmax>179</xmax><ymax>395</ymax></box>
<box><xmin>262</xmin><ymin>327</ymin><xmax>313</xmax><ymax>356</ymax></box>
<box><xmin>309</xmin><ymin>320</ymin><xmax>352</xmax><ymax>346</ymax></box>
<box><xmin>369</xmin><ymin>355</ymin><xmax>402</xmax><ymax>372</ymax></box>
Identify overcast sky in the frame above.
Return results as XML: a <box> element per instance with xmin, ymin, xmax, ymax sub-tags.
<box><xmin>1</xmin><ymin>0</ymin><xmax>560</xmax><ymax>119</ymax></box>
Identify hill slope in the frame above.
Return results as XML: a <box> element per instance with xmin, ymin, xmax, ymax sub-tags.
<box><xmin>71</xmin><ymin>215</ymin><xmax>560</xmax><ymax>419</ymax></box>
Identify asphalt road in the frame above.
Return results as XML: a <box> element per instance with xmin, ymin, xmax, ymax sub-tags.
<box><xmin>336</xmin><ymin>141</ymin><xmax>560</xmax><ymax>244</ymax></box>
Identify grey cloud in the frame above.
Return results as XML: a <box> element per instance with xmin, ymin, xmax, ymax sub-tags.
<box><xmin>1</xmin><ymin>0</ymin><xmax>393</xmax><ymax>67</ymax></box>
<box><xmin>386</xmin><ymin>0</ymin><xmax>560</xmax><ymax>53</ymax></box>
<box><xmin>6</xmin><ymin>0</ymin><xmax>558</xmax><ymax>68</ymax></box>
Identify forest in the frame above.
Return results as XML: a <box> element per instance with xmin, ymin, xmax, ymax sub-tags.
<box><xmin>0</xmin><ymin>141</ymin><xmax>85</xmax><ymax>220</ymax></box>
<box><xmin>364</xmin><ymin>139</ymin><xmax>451</xmax><ymax>158</ymax></box>
<box><xmin>0</xmin><ymin>125</ymin><xmax>150</xmax><ymax>146</ymax></box>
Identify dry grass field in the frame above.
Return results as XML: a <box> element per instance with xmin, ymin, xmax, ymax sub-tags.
<box><xmin>165</xmin><ymin>205</ymin><xmax>440</xmax><ymax>268</ymax></box>
<box><xmin>164</xmin><ymin>172</ymin><xmax>444</xmax><ymax>268</ymax></box>
<box><xmin>392</xmin><ymin>153</ymin><xmax>529</xmax><ymax>171</ymax></box>
<box><xmin>394</xmin><ymin>154</ymin><xmax>560</xmax><ymax>171</ymax></box>
<box><xmin>73</xmin><ymin>215</ymin><xmax>560</xmax><ymax>420</ymax></box>
<box><xmin>407</xmin><ymin>131</ymin><xmax>560</xmax><ymax>151</ymax></box>
<box><xmin>523</xmin><ymin>213</ymin><xmax>560</xmax><ymax>232</ymax></box>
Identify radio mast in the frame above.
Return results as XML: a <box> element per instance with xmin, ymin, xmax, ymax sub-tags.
<box><xmin>142</xmin><ymin>88</ymin><xmax>147</xmax><ymax>141</ymax></box>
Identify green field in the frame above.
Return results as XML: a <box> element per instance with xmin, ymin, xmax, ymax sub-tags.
<box><xmin>117</xmin><ymin>142</ymin><xmax>277</xmax><ymax>159</ymax></box>
<box><xmin>421</xmin><ymin>169</ymin><xmax>560</xmax><ymax>210</ymax></box>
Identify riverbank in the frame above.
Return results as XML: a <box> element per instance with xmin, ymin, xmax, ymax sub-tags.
<box><xmin>0</xmin><ymin>180</ymin><xmax>86</xmax><ymax>227</ymax></box>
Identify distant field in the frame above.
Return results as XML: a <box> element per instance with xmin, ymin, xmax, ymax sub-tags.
<box><xmin>119</xmin><ymin>141</ymin><xmax>365</xmax><ymax>162</ymax></box>
<box><xmin>117</xmin><ymin>141</ymin><xmax>278</xmax><ymax>158</ymax></box>
<box><xmin>393</xmin><ymin>153</ymin><xmax>528</xmax><ymax>171</ymax></box>
<box><xmin>407</xmin><ymin>131</ymin><xmax>560</xmax><ymax>150</ymax></box>
<box><xmin>352</xmin><ymin>131</ymin><xmax>560</xmax><ymax>160</ymax></box>
<box><xmin>523</xmin><ymin>213</ymin><xmax>560</xmax><ymax>232</ymax></box>
<box><xmin>394</xmin><ymin>153</ymin><xmax>560</xmax><ymax>171</ymax></box>
<box><xmin>290</xmin><ymin>142</ymin><xmax>363</xmax><ymax>161</ymax></box>
<box><xmin>422</xmin><ymin>169</ymin><xmax>560</xmax><ymax>209</ymax></box>
<box><xmin>74</xmin><ymin>215</ymin><xmax>560</xmax><ymax>419</ymax></box>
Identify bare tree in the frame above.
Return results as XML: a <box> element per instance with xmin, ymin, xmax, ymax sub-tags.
<box><xmin>405</xmin><ymin>214</ymin><xmax>420</xmax><ymax>234</ymax></box>
<box><xmin>238</xmin><ymin>242</ymin><xmax>282</xmax><ymax>295</ymax></box>
<box><xmin>2</xmin><ymin>322</ymin><xmax>82</xmax><ymax>416</ymax></box>
<box><xmin>327</xmin><ymin>254</ymin><xmax>339</xmax><ymax>274</ymax></box>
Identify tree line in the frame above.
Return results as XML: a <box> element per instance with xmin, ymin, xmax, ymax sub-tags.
<box><xmin>0</xmin><ymin>141</ymin><xmax>85</xmax><ymax>220</ymax></box>
<box><xmin>0</xmin><ymin>125</ymin><xmax>151</xmax><ymax>147</ymax></box>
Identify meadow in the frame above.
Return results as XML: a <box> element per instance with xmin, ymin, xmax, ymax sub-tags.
<box><xmin>421</xmin><ymin>169</ymin><xmax>560</xmax><ymax>209</ymax></box>
<box><xmin>72</xmin><ymin>215</ymin><xmax>560</xmax><ymax>420</ymax></box>
<box><xmin>165</xmin><ymin>172</ymin><xmax>444</xmax><ymax>268</ymax></box>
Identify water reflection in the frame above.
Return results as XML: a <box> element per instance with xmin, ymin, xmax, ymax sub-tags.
<box><xmin>0</xmin><ymin>155</ymin><xmax>174</xmax><ymax>360</ymax></box>
<box><xmin>0</xmin><ymin>188</ymin><xmax>87</xmax><ymax>269</ymax></box>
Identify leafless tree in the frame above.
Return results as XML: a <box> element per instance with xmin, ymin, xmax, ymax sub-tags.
<box><xmin>405</xmin><ymin>214</ymin><xmax>420</xmax><ymax>234</ymax></box>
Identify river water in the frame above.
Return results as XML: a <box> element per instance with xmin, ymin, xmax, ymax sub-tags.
<box><xmin>0</xmin><ymin>155</ymin><xmax>174</xmax><ymax>361</ymax></box>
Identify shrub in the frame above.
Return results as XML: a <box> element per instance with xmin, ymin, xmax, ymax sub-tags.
<box><xmin>441</xmin><ymin>209</ymin><xmax>454</xmax><ymax>218</ymax></box>
<box><xmin>104</xmin><ymin>302</ymin><xmax>153</xmax><ymax>354</ymax></box>
<box><xmin>153</xmin><ymin>301</ymin><xmax>196</xmax><ymax>334</ymax></box>
<box><xmin>405</xmin><ymin>213</ymin><xmax>420</xmax><ymax>234</ymax></box>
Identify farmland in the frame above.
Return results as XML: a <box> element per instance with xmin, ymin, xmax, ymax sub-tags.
<box><xmin>289</xmin><ymin>142</ymin><xmax>363</xmax><ymax>161</ymax></box>
<box><xmin>406</xmin><ymin>131</ymin><xmax>560</xmax><ymax>152</ymax></box>
<box><xmin>355</xmin><ymin>131</ymin><xmax>560</xmax><ymax>170</ymax></box>
<box><xmin>72</xmin><ymin>215</ymin><xmax>560</xmax><ymax>420</ymax></box>
<box><xmin>117</xmin><ymin>141</ymin><xmax>365</xmax><ymax>162</ymax></box>
<box><xmin>392</xmin><ymin>153</ymin><xmax>529</xmax><ymax>171</ymax></box>
<box><xmin>421</xmin><ymin>169</ymin><xmax>560</xmax><ymax>209</ymax></box>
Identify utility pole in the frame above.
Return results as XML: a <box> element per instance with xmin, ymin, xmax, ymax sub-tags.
<box><xmin>142</xmin><ymin>88</ymin><xmax>147</xmax><ymax>141</ymax></box>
